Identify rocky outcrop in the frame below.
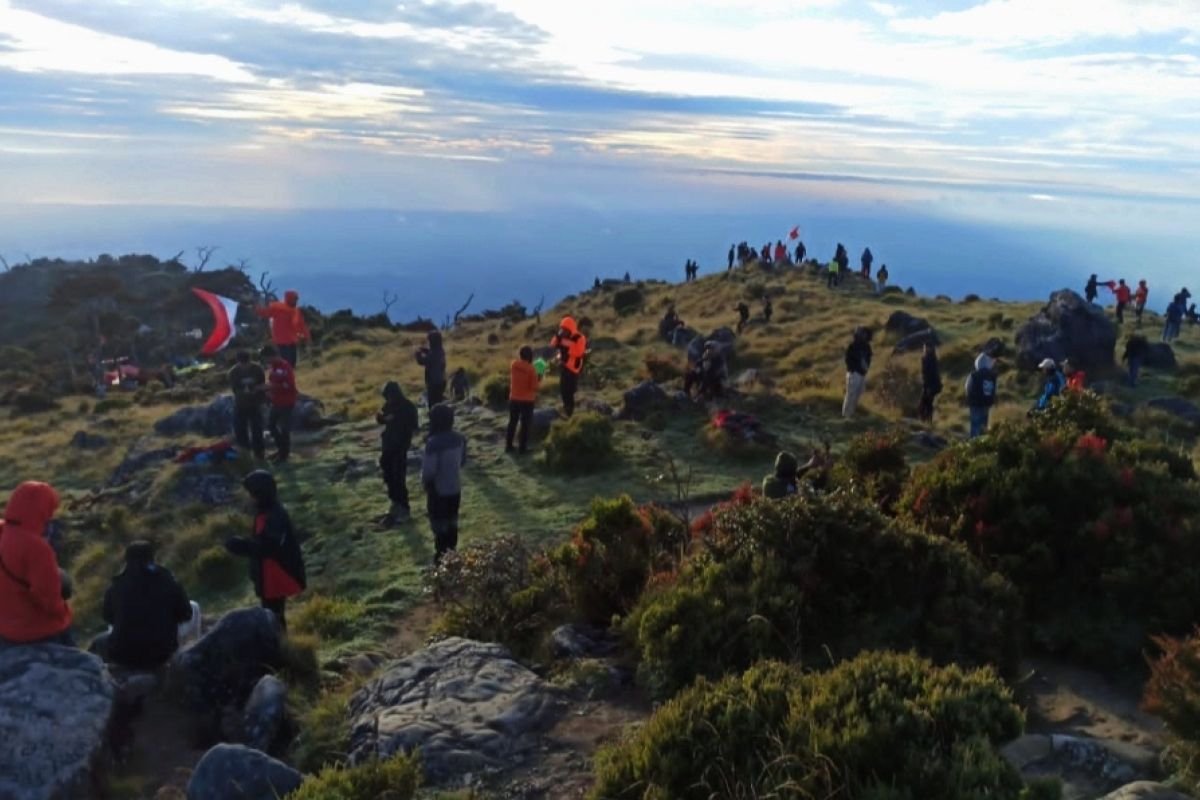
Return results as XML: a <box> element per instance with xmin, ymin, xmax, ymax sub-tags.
<box><xmin>1015</xmin><ymin>290</ymin><xmax>1117</xmax><ymax>370</ymax></box>
<box><xmin>0</xmin><ymin>644</ymin><xmax>116</xmax><ymax>800</ymax></box>
<box><xmin>885</xmin><ymin>310</ymin><xmax>931</xmax><ymax>337</ymax></box>
<box><xmin>155</xmin><ymin>394</ymin><xmax>336</xmax><ymax>438</ymax></box>
<box><xmin>186</xmin><ymin>744</ymin><xmax>302</xmax><ymax>800</ymax></box>
<box><xmin>550</xmin><ymin>624</ymin><xmax>618</xmax><ymax>660</ymax></box>
<box><xmin>619</xmin><ymin>381</ymin><xmax>669</xmax><ymax>421</ymax></box>
<box><xmin>1145</xmin><ymin>343</ymin><xmax>1177</xmax><ymax>370</ymax></box>
<box><xmin>347</xmin><ymin>637</ymin><xmax>563</xmax><ymax>783</ymax></box>
<box><xmin>168</xmin><ymin>608</ymin><xmax>283</xmax><ymax>716</ymax></box>
<box><xmin>69</xmin><ymin>431</ymin><xmax>109</xmax><ymax>450</ymax></box>
<box><xmin>892</xmin><ymin>329</ymin><xmax>940</xmax><ymax>355</ymax></box>
<box><xmin>686</xmin><ymin>327</ymin><xmax>737</xmax><ymax>364</ymax></box>
<box><xmin>242</xmin><ymin>675</ymin><xmax>290</xmax><ymax>755</ymax></box>
<box><xmin>1100</xmin><ymin>782</ymin><xmax>1191</xmax><ymax>799</ymax></box>
<box><xmin>530</xmin><ymin>408</ymin><xmax>560</xmax><ymax>440</ymax></box>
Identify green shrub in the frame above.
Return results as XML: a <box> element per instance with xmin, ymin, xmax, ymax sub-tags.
<box><xmin>93</xmin><ymin>396</ymin><xmax>132</xmax><ymax>414</ymax></box>
<box><xmin>1030</xmin><ymin>389</ymin><xmax>1122</xmax><ymax>441</ymax></box>
<box><xmin>871</xmin><ymin>359</ymin><xmax>921</xmax><ymax>413</ymax></box>
<box><xmin>548</xmin><ymin>497</ymin><xmax>687</xmax><ymax>626</ymax></box>
<box><xmin>292</xmin><ymin>595</ymin><xmax>368</xmax><ymax>641</ymax></box>
<box><xmin>480</xmin><ymin>374</ymin><xmax>509</xmax><ymax>410</ymax></box>
<box><xmin>278</xmin><ymin>633</ymin><xmax>321</xmax><ymax>691</ymax></box>
<box><xmin>191</xmin><ymin>545</ymin><xmax>243</xmax><ymax>591</ymax></box>
<box><xmin>612</xmin><ymin>287</ymin><xmax>644</xmax><ymax>316</ymax></box>
<box><xmin>1143</xmin><ymin>629</ymin><xmax>1200</xmax><ymax>793</ymax></box>
<box><xmin>899</xmin><ymin>415</ymin><xmax>1200</xmax><ymax>663</ymax></box>
<box><xmin>290</xmin><ymin>751</ymin><xmax>420</xmax><ymax>800</ymax></box>
<box><xmin>591</xmin><ymin>651</ymin><xmax>1025</xmax><ymax>800</ymax></box>
<box><xmin>697</xmin><ymin>422</ymin><xmax>773</xmax><ymax>461</ymax></box>
<box><xmin>830</xmin><ymin>428</ymin><xmax>910</xmax><ymax>512</ymax></box>
<box><xmin>543</xmin><ymin>412</ymin><xmax>614</xmax><ymax>472</ymax></box>
<box><xmin>626</xmin><ymin>492</ymin><xmax>1021</xmax><ymax>698</ymax></box>
<box><xmin>11</xmin><ymin>389</ymin><xmax>59</xmax><ymax>415</ymax></box>
<box><xmin>291</xmin><ymin>678</ymin><xmax>363</xmax><ymax>772</ymax></box>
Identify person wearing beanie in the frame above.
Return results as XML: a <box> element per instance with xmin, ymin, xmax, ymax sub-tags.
<box><xmin>422</xmin><ymin>404</ymin><xmax>467</xmax><ymax>561</ymax></box>
<box><xmin>99</xmin><ymin>541</ymin><xmax>193</xmax><ymax>670</ymax></box>
<box><xmin>377</xmin><ymin>381</ymin><xmax>419</xmax><ymax>524</ymax></box>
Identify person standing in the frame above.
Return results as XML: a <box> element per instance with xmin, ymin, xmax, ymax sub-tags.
<box><xmin>727</xmin><ymin>245</ymin><xmax>735</xmax><ymax>271</ymax></box>
<box><xmin>762</xmin><ymin>297</ymin><xmax>773</xmax><ymax>324</ymax></box>
<box><xmin>1164</xmin><ymin>296</ymin><xmax>1184</xmax><ymax>342</ymax></box>
<box><xmin>506</xmin><ymin>346</ymin><xmax>539</xmax><ymax>454</ymax></box>
<box><xmin>422</xmin><ymin>404</ymin><xmax>467</xmax><ymax>562</ymax></box>
<box><xmin>860</xmin><ymin>247</ymin><xmax>873</xmax><ymax>278</ymax></box>
<box><xmin>100</xmin><ymin>541</ymin><xmax>193</xmax><ymax>670</ymax></box>
<box><xmin>449</xmin><ymin>368</ymin><xmax>470</xmax><ymax>402</ymax></box>
<box><xmin>550</xmin><ymin>317</ymin><xmax>587</xmax><ymax>417</ymax></box>
<box><xmin>225</xmin><ymin>471</ymin><xmax>305</xmax><ymax>629</ymax></box>
<box><xmin>794</xmin><ymin>241</ymin><xmax>806</xmax><ymax>264</ymax></box>
<box><xmin>917</xmin><ymin>341</ymin><xmax>942</xmax><ymax>423</ymax></box>
<box><xmin>826</xmin><ymin>259</ymin><xmax>839</xmax><ymax>289</ymax></box>
<box><xmin>1109</xmin><ymin>279</ymin><xmax>1131</xmax><ymax>324</ymax></box>
<box><xmin>1123</xmin><ymin>334</ymin><xmax>1149</xmax><ymax>387</ymax></box>
<box><xmin>254</xmin><ymin>290</ymin><xmax>310</xmax><ymax>368</ymax></box>
<box><xmin>228</xmin><ymin>350</ymin><xmax>266</xmax><ymax>460</ymax></box>
<box><xmin>377</xmin><ymin>382</ymin><xmax>418</xmax><ymax>524</ymax></box>
<box><xmin>262</xmin><ymin>346</ymin><xmax>297</xmax><ymax>463</ymax></box>
<box><xmin>842</xmin><ymin>327</ymin><xmax>873</xmax><ymax>418</ymax></box>
<box><xmin>1134</xmin><ymin>280</ymin><xmax>1149</xmax><ymax>326</ymax></box>
<box><xmin>877</xmin><ymin>264</ymin><xmax>890</xmax><ymax>292</ymax></box>
<box><xmin>735</xmin><ymin>301</ymin><xmax>751</xmax><ymax>334</ymax></box>
<box><xmin>415</xmin><ymin>330</ymin><xmax>447</xmax><ymax>407</ymax></box>
<box><xmin>965</xmin><ymin>352</ymin><xmax>998</xmax><ymax>438</ymax></box>
<box><xmin>1084</xmin><ymin>274</ymin><xmax>1100</xmax><ymax>305</ymax></box>
<box><xmin>773</xmin><ymin>241</ymin><xmax>787</xmax><ymax>264</ymax></box>
<box><xmin>0</xmin><ymin>481</ymin><xmax>73</xmax><ymax>646</ymax></box>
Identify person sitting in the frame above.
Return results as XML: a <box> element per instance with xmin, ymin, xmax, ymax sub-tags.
<box><xmin>449</xmin><ymin>368</ymin><xmax>470</xmax><ymax>402</ymax></box>
<box><xmin>761</xmin><ymin>448</ymin><xmax>829</xmax><ymax>499</ymax></box>
<box><xmin>99</xmin><ymin>542</ymin><xmax>193</xmax><ymax>671</ymax></box>
<box><xmin>0</xmin><ymin>481</ymin><xmax>73</xmax><ymax>646</ymax></box>
<box><xmin>684</xmin><ymin>342</ymin><xmax>726</xmax><ymax>400</ymax></box>
<box><xmin>659</xmin><ymin>307</ymin><xmax>686</xmax><ymax>344</ymax></box>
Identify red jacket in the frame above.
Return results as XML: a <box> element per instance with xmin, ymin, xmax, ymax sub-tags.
<box><xmin>1135</xmin><ymin>285</ymin><xmax>1149</xmax><ymax>305</ymax></box>
<box><xmin>0</xmin><ymin>482</ymin><xmax>71</xmax><ymax>642</ymax></box>
<box><xmin>255</xmin><ymin>291</ymin><xmax>310</xmax><ymax>346</ymax></box>
<box><xmin>267</xmin><ymin>358</ymin><xmax>298</xmax><ymax>407</ymax></box>
<box><xmin>1113</xmin><ymin>285</ymin><xmax>1131</xmax><ymax>304</ymax></box>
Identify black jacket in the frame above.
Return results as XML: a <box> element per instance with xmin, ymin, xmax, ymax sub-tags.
<box><xmin>845</xmin><ymin>340</ymin><xmax>872</xmax><ymax>375</ymax></box>
<box><xmin>416</xmin><ymin>332</ymin><xmax>447</xmax><ymax>387</ymax></box>
<box><xmin>379</xmin><ymin>393</ymin><xmax>419</xmax><ymax>451</ymax></box>
<box><xmin>227</xmin><ymin>471</ymin><xmax>306</xmax><ymax>600</ymax></box>
<box><xmin>229</xmin><ymin>363</ymin><xmax>266</xmax><ymax>410</ymax></box>
<box><xmin>921</xmin><ymin>351</ymin><xmax>943</xmax><ymax>393</ymax></box>
<box><xmin>103</xmin><ymin>564</ymin><xmax>192</xmax><ymax>670</ymax></box>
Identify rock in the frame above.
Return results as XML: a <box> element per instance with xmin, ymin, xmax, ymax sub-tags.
<box><xmin>1015</xmin><ymin>289</ymin><xmax>1117</xmax><ymax>370</ymax></box>
<box><xmin>107</xmin><ymin>445</ymin><xmax>179</xmax><ymax>488</ymax></box>
<box><xmin>550</xmin><ymin>624</ymin><xmax>618</xmax><ymax>659</ymax></box>
<box><xmin>1049</xmin><ymin>733</ymin><xmax>1140</xmax><ymax>787</ymax></box>
<box><xmin>530</xmin><ymin>408</ymin><xmax>560</xmax><ymax>440</ymax></box>
<box><xmin>1145</xmin><ymin>343</ymin><xmax>1177</xmax><ymax>370</ymax></box>
<box><xmin>186</xmin><ymin>744</ymin><xmax>302</xmax><ymax>800</ymax></box>
<box><xmin>155</xmin><ymin>394</ymin><xmax>335</xmax><ymax>438</ymax></box>
<box><xmin>619</xmin><ymin>380</ymin><xmax>669</xmax><ymax>421</ymax></box>
<box><xmin>912</xmin><ymin>431</ymin><xmax>948</xmax><ymax>450</ymax></box>
<box><xmin>347</xmin><ymin>637</ymin><xmax>563</xmax><ymax>783</ymax></box>
<box><xmin>173</xmin><ymin>466</ymin><xmax>238</xmax><ymax>506</ymax></box>
<box><xmin>0</xmin><ymin>644</ymin><xmax>116</xmax><ymax>800</ymax></box>
<box><xmin>1146</xmin><ymin>397</ymin><xmax>1200</xmax><ymax>424</ymax></box>
<box><xmin>168</xmin><ymin>608</ymin><xmax>284</xmax><ymax>715</ymax></box>
<box><xmin>732</xmin><ymin>369</ymin><xmax>774</xmax><ymax>390</ymax></box>
<box><xmin>1001</xmin><ymin>733</ymin><xmax>1053</xmax><ymax>770</ymax></box>
<box><xmin>885</xmin><ymin>310</ymin><xmax>931</xmax><ymax>337</ymax></box>
<box><xmin>69</xmin><ymin>430</ymin><xmax>109</xmax><ymax>450</ymax></box>
<box><xmin>1099</xmin><ymin>782</ymin><xmax>1191</xmax><ymax>800</ymax></box>
<box><xmin>580</xmin><ymin>398</ymin><xmax>614</xmax><ymax>418</ymax></box>
<box><xmin>686</xmin><ymin>327</ymin><xmax>737</xmax><ymax>364</ymax></box>
<box><xmin>242</xmin><ymin>675</ymin><xmax>290</xmax><ymax>755</ymax></box>
<box><xmin>892</xmin><ymin>329</ymin><xmax>940</xmax><ymax>354</ymax></box>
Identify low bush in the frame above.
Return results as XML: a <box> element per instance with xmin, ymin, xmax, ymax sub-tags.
<box><xmin>613</xmin><ymin>287</ymin><xmax>644</xmax><ymax>316</ymax></box>
<box><xmin>278</xmin><ymin>633</ymin><xmax>321</xmax><ymax>691</ymax></box>
<box><xmin>697</xmin><ymin>423</ymin><xmax>774</xmax><ymax>461</ymax></box>
<box><xmin>292</xmin><ymin>595</ymin><xmax>368</xmax><ymax>641</ymax></box>
<box><xmin>830</xmin><ymin>428</ymin><xmax>909</xmax><ymax>512</ymax></box>
<box><xmin>480</xmin><ymin>374</ymin><xmax>509</xmax><ymax>410</ymax></box>
<box><xmin>93</xmin><ymin>396</ymin><xmax>132</xmax><ymax>414</ymax></box>
<box><xmin>190</xmin><ymin>545</ymin><xmax>243</xmax><ymax>591</ymax></box>
<box><xmin>626</xmin><ymin>492</ymin><xmax>1021</xmax><ymax>698</ymax></box>
<box><xmin>11</xmin><ymin>389</ymin><xmax>59</xmax><ymax>415</ymax></box>
<box><xmin>899</xmin><ymin>409</ymin><xmax>1200</xmax><ymax>663</ymax></box>
<box><xmin>642</xmin><ymin>351</ymin><xmax>682</xmax><ymax>383</ymax></box>
<box><xmin>871</xmin><ymin>360</ymin><xmax>922</xmax><ymax>413</ymax></box>
<box><xmin>543</xmin><ymin>412</ymin><xmax>614</xmax><ymax>472</ymax></box>
<box><xmin>591</xmin><ymin>651</ymin><xmax>1027</xmax><ymax>800</ymax></box>
<box><xmin>291</xmin><ymin>678</ymin><xmax>365</xmax><ymax>772</ymax></box>
<box><xmin>1144</xmin><ymin>629</ymin><xmax>1200</xmax><ymax>793</ymax></box>
<box><xmin>290</xmin><ymin>751</ymin><xmax>420</xmax><ymax>800</ymax></box>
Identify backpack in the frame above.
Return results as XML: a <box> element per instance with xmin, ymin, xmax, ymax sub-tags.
<box><xmin>966</xmin><ymin>368</ymin><xmax>997</xmax><ymax>408</ymax></box>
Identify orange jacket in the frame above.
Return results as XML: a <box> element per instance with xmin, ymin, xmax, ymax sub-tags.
<box><xmin>510</xmin><ymin>359</ymin><xmax>539</xmax><ymax>403</ymax></box>
<box><xmin>0</xmin><ymin>482</ymin><xmax>71</xmax><ymax>643</ymax></box>
<box><xmin>550</xmin><ymin>317</ymin><xmax>588</xmax><ymax>375</ymax></box>
<box><xmin>1135</xmin><ymin>285</ymin><xmax>1149</xmax><ymax>305</ymax></box>
<box><xmin>255</xmin><ymin>291</ymin><xmax>310</xmax><ymax>346</ymax></box>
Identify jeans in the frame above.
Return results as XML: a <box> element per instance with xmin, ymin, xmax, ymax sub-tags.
<box><xmin>969</xmin><ymin>406</ymin><xmax>990</xmax><ymax>439</ymax></box>
<box><xmin>278</xmin><ymin>344</ymin><xmax>297</xmax><ymax>368</ymax></box>
<box><xmin>560</xmin><ymin>370</ymin><xmax>579</xmax><ymax>417</ymax></box>
<box><xmin>233</xmin><ymin>404</ymin><xmax>265</xmax><ymax>458</ymax></box>
<box><xmin>506</xmin><ymin>401</ymin><xmax>534</xmax><ymax>452</ymax></box>
<box><xmin>843</xmin><ymin>372</ymin><xmax>866</xmax><ymax>418</ymax></box>
<box><xmin>268</xmin><ymin>404</ymin><xmax>293</xmax><ymax>460</ymax></box>
<box><xmin>380</xmin><ymin>447</ymin><xmax>410</xmax><ymax>510</ymax></box>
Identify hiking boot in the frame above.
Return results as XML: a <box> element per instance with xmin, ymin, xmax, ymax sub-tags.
<box><xmin>390</xmin><ymin>503</ymin><xmax>411</xmax><ymax>523</ymax></box>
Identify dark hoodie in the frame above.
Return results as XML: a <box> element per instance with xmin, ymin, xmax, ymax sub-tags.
<box><xmin>416</xmin><ymin>331</ymin><xmax>447</xmax><ymax>387</ymax></box>
<box><xmin>226</xmin><ymin>471</ymin><xmax>305</xmax><ymax>601</ymax></box>
<box><xmin>422</xmin><ymin>405</ymin><xmax>467</xmax><ymax>497</ymax></box>
<box><xmin>103</xmin><ymin>542</ymin><xmax>192</xmax><ymax>669</ymax></box>
<box><xmin>378</xmin><ymin>382</ymin><xmax>419</xmax><ymax>451</ymax></box>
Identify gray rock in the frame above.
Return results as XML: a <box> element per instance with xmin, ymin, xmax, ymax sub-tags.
<box><xmin>1099</xmin><ymin>782</ymin><xmax>1191</xmax><ymax>800</ymax></box>
<box><xmin>186</xmin><ymin>744</ymin><xmax>302</xmax><ymax>800</ymax></box>
<box><xmin>619</xmin><ymin>381</ymin><xmax>669</xmax><ymax>421</ymax></box>
<box><xmin>173</xmin><ymin>466</ymin><xmax>238</xmax><ymax>506</ymax></box>
<box><xmin>686</xmin><ymin>327</ymin><xmax>736</xmax><ymax>364</ymax></box>
<box><xmin>169</xmin><ymin>608</ymin><xmax>283</xmax><ymax>716</ymax></box>
<box><xmin>69</xmin><ymin>430</ymin><xmax>109</xmax><ymax>450</ymax></box>
<box><xmin>530</xmin><ymin>407</ymin><xmax>560</xmax><ymax>440</ymax></box>
<box><xmin>1001</xmin><ymin>733</ymin><xmax>1052</xmax><ymax>770</ymax></box>
<box><xmin>347</xmin><ymin>637</ymin><xmax>563</xmax><ymax>783</ymax></box>
<box><xmin>892</xmin><ymin>329</ymin><xmax>940</xmax><ymax>354</ymax></box>
<box><xmin>1144</xmin><ymin>343</ymin><xmax>1177</xmax><ymax>370</ymax></box>
<box><xmin>1146</xmin><ymin>397</ymin><xmax>1200</xmax><ymax>424</ymax></box>
<box><xmin>1015</xmin><ymin>289</ymin><xmax>1118</xmax><ymax>370</ymax></box>
<box><xmin>732</xmin><ymin>369</ymin><xmax>773</xmax><ymax>390</ymax></box>
<box><xmin>885</xmin><ymin>310</ymin><xmax>931</xmax><ymax>337</ymax></box>
<box><xmin>243</xmin><ymin>675</ymin><xmax>290</xmax><ymax>755</ymax></box>
<box><xmin>0</xmin><ymin>644</ymin><xmax>116</xmax><ymax>800</ymax></box>
<box><xmin>155</xmin><ymin>394</ymin><xmax>335</xmax><ymax>438</ymax></box>
<box><xmin>1049</xmin><ymin>734</ymin><xmax>1140</xmax><ymax>787</ymax></box>
<box><xmin>580</xmin><ymin>398</ymin><xmax>615</xmax><ymax>418</ymax></box>
<box><xmin>107</xmin><ymin>445</ymin><xmax>179</xmax><ymax>488</ymax></box>
<box><xmin>550</xmin><ymin>624</ymin><xmax>617</xmax><ymax>659</ymax></box>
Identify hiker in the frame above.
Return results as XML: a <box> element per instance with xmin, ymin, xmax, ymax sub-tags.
<box><xmin>761</xmin><ymin>448</ymin><xmax>829</xmax><ymax>499</ymax></box>
<box><xmin>377</xmin><ymin>381</ymin><xmax>419</xmax><ymax>524</ymax></box>
<box><xmin>1164</xmin><ymin>296</ymin><xmax>1184</xmax><ymax>342</ymax></box>
<box><xmin>1084</xmin><ymin>274</ymin><xmax>1100</xmax><ymax>304</ymax></box>
<box><xmin>423</xmin><ymin>404</ymin><xmax>467</xmax><ymax>562</ymax></box>
<box><xmin>761</xmin><ymin>244</ymin><xmax>771</xmax><ymax>263</ymax></box>
<box><xmin>842</xmin><ymin>327</ymin><xmax>873</xmax><ymax>418</ymax></box>
<box><xmin>100</xmin><ymin>542</ymin><xmax>193</xmax><ymax>670</ymax></box>
<box><xmin>254</xmin><ymin>290</ymin><xmax>310</xmax><ymax>368</ymax></box>
<box><xmin>773</xmin><ymin>241</ymin><xmax>787</xmax><ymax>264</ymax></box>
<box><xmin>0</xmin><ymin>481</ymin><xmax>73</xmax><ymax>646</ymax></box>
<box><xmin>449</xmin><ymin>368</ymin><xmax>470</xmax><ymax>402</ymax></box>
<box><xmin>1134</xmin><ymin>280</ymin><xmax>1149</xmax><ymax>325</ymax></box>
<box><xmin>834</xmin><ymin>244</ymin><xmax>849</xmax><ymax>279</ymax></box>
<box><xmin>550</xmin><ymin>316</ymin><xmax>587</xmax><ymax>417</ymax></box>
<box><xmin>1033</xmin><ymin>358</ymin><xmax>1066</xmax><ymax>412</ymax></box>
<box><xmin>727</xmin><ymin>245</ymin><xmax>735</xmax><ymax>271</ymax></box>
<box><xmin>659</xmin><ymin>307</ymin><xmax>686</xmax><ymax>345</ymax></box>
<box><xmin>965</xmin><ymin>351</ymin><xmax>998</xmax><ymax>438</ymax></box>
<box><xmin>1123</xmin><ymin>334</ymin><xmax>1149</xmax><ymax>387</ymax></box>
<box><xmin>1108</xmin><ymin>279</ymin><xmax>1131</xmax><ymax>324</ymax></box>
<box><xmin>684</xmin><ymin>341</ymin><xmax>726</xmax><ymax>400</ymax></box>
<box><xmin>826</xmin><ymin>259</ymin><xmax>839</xmax><ymax>289</ymax></box>
<box><xmin>877</xmin><ymin>264</ymin><xmax>889</xmax><ymax>291</ymax></box>
<box><xmin>262</xmin><ymin>346</ymin><xmax>297</xmax><ymax>463</ymax></box>
<box><xmin>415</xmin><ymin>330</ymin><xmax>447</xmax><ymax>407</ymax></box>
<box><xmin>507</xmin><ymin>346</ymin><xmax>539</xmax><ymax>454</ymax></box>
<box><xmin>762</xmin><ymin>296</ymin><xmax>773</xmax><ymax>324</ymax></box>
<box><xmin>229</xmin><ymin>350</ymin><xmax>266</xmax><ymax>459</ymax></box>
<box><xmin>735</xmin><ymin>301</ymin><xmax>751</xmax><ymax>334</ymax></box>
<box><xmin>623</xmin><ymin>271</ymin><xmax>631</xmax><ymax>282</ymax></box>
<box><xmin>794</xmin><ymin>241</ymin><xmax>806</xmax><ymax>264</ymax></box>
<box><xmin>1063</xmin><ymin>359</ymin><xmax>1086</xmax><ymax>392</ymax></box>
<box><xmin>225</xmin><ymin>471</ymin><xmax>306</xmax><ymax>629</ymax></box>
<box><xmin>917</xmin><ymin>341</ymin><xmax>942</xmax><ymax>423</ymax></box>
<box><xmin>860</xmin><ymin>247</ymin><xmax>873</xmax><ymax>278</ymax></box>
<box><xmin>593</xmin><ymin>277</ymin><xmax>601</xmax><ymax>289</ymax></box>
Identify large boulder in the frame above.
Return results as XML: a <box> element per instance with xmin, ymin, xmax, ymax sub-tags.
<box><xmin>530</xmin><ymin>407</ymin><xmax>560</xmax><ymax>440</ymax></box>
<box><xmin>892</xmin><ymin>329</ymin><xmax>940</xmax><ymax>355</ymax></box>
<box><xmin>619</xmin><ymin>380</ymin><xmax>669</xmax><ymax>421</ymax></box>
<box><xmin>186</xmin><ymin>744</ymin><xmax>302</xmax><ymax>800</ymax></box>
<box><xmin>168</xmin><ymin>608</ymin><xmax>284</xmax><ymax>716</ymax></box>
<box><xmin>242</xmin><ymin>675</ymin><xmax>290</xmax><ymax>755</ymax></box>
<box><xmin>1015</xmin><ymin>290</ymin><xmax>1117</xmax><ymax>370</ymax></box>
<box><xmin>0</xmin><ymin>644</ymin><xmax>116</xmax><ymax>800</ymax></box>
<box><xmin>1145</xmin><ymin>343</ymin><xmax>1177</xmax><ymax>370</ymax></box>
<box><xmin>346</xmin><ymin>637</ymin><xmax>563</xmax><ymax>783</ymax></box>
<box><xmin>686</xmin><ymin>327</ymin><xmax>737</xmax><ymax>364</ymax></box>
<box><xmin>1100</xmin><ymin>783</ymin><xmax>1191</xmax><ymax>800</ymax></box>
<box><xmin>885</xmin><ymin>310</ymin><xmax>931</xmax><ymax>337</ymax></box>
<box><xmin>155</xmin><ymin>394</ymin><xmax>335</xmax><ymax>438</ymax></box>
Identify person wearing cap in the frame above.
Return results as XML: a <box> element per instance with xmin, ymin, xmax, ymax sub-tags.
<box><xmin>99</xmin><ymin>542</ymin><xmax>193</xmax><ymax>670</ymax></box>
<box><xmin>1034</xmin><ymin>358</ymin><xmax>1066</xmax><ymax>411</ymax></box>
<box><xmin>842</xmin><ymin>327</ymin><xmax>873</xmax><ymax>418</ymax></box>
<box><xmin>0</xmin><ymin>481</ymin><xmax>73</xmax><ymax>645</ymax></box>
<box><xmin>549</xmin><ymin>317</ymin><xmax>587</xmax><ymax>417</ymax></box>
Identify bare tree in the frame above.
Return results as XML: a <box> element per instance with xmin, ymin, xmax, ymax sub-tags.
<box><xmin>0</xmin><ymin>254</ymin><xmax>9</xmax><ymax>272</ymax></box>
<box><xmin>234</xmin><ymin>258</ymin><xmax>251</xmax><ymax>273</ymax></box>
<box><xmin>451</xmin><ymin>293</ymin><xmax>474</xmax><ymax>327</ymax></box>
<box><xmin>531</xmin><ymin>295</ymin><xmax>545</xmax><ymax>324</ymax></box>
<box><xmin>166</xmin><ymin>250</ymin><xmax>185</xmax><ymax>265</ymax></box>
<box><xmin>193</xmin><ymin>245</ymin><xmax>218</xmax><ymax>273</ymax></box>
<box><xmin>258</xmin><ymin>271</ymin><xmax>277</xmax><ymax>301</ymax></box>
<box><xmin>381</xmin><ymin>290</ymin><xmax>398</xmax><ymax>318</ymax></box>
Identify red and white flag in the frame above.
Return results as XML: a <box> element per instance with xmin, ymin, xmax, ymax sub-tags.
<box><xmin>192</xmin><ymin>288</ymin><xmax>240</xmax><ymax>355</ymax></box>
<box><xmin>788</xmin><ymin>225</ymin><xmax>801</xmax><ymax>241</ymax></box>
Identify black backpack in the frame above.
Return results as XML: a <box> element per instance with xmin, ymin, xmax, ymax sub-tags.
<box><xmin>967</xmin><ymin>368</ymin><xmax>998</xmax><ymax>408</ymax></box>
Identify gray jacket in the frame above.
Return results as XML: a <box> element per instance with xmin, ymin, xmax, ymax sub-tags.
<box><xmin>422</xmin><ymin>431</ymin><xmax>467</xmax><ymax>496</ymax></box>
